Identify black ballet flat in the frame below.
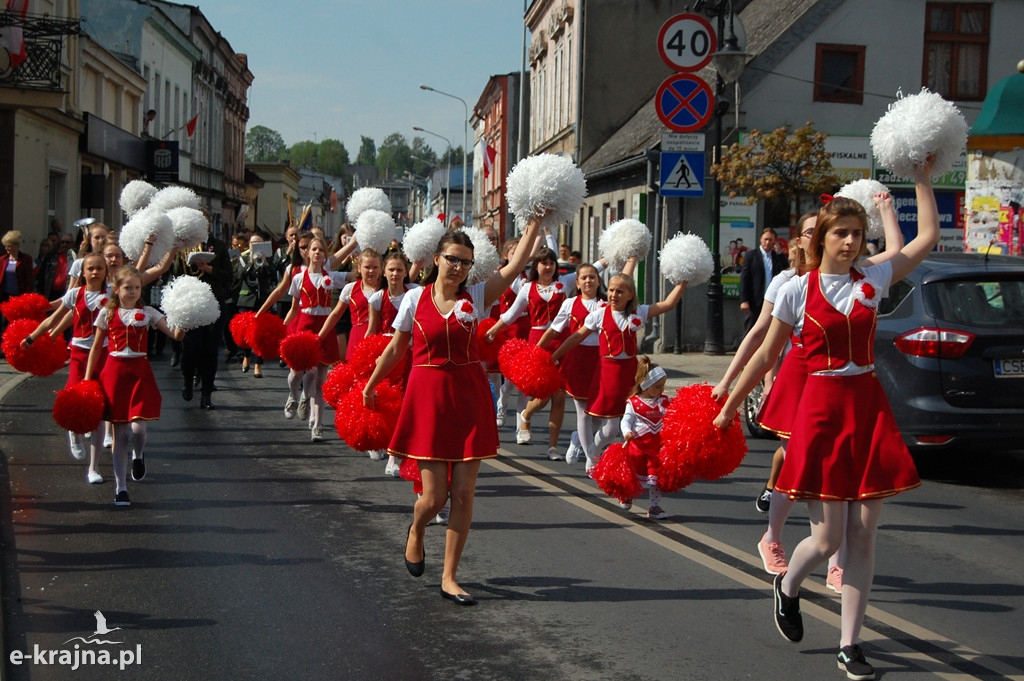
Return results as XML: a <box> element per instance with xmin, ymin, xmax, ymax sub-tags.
<box><xmin>405</xmin><ymin>524</ymin><xmax>425</xmax><ymax>577</ymax></box>
<box><xmin>440</xmin><ymin>589</ymin><xmax>477</xmax><ymax>606</ymax></box>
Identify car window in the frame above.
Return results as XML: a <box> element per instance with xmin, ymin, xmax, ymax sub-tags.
<box><xmin>927</xmin><ymin>278</ymin><xmax>1024</xmax><ymax>328</ymax></box>
<box><xmin>878</xmin><ymin>278</ymin><xmax>914</xmax><ymax>316</ymax></box>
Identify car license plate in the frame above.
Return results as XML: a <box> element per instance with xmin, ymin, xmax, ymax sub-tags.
<box><xmin>993</xmin><ymin>358</ymin><xmax>1024</xmax><ymax>377</ymax></box>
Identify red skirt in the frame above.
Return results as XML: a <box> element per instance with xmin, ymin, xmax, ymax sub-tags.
<box><xmin>345</xmin><ymin>321</ymin><xmax>368</xmax><ymax>362</ymax></box>
<box><xmin>67</xmin><ymin>344</ymin><xmax>106</xmax><ymax>388</ymax></box>
<box><xmin>388</xmin><ymin>362</ymin><xmax>499</xmax><ymax>462</ymax></box>
<box><xmin>296</xmin><ymin>312</ymin><xmax>340</xmax><ymax>365</ymax></box>
<box><xmin>775</xmin><ymin>371</ymin><xmax>920</xmax><ymax>501</ymax></box>
<box><xmin>756</xmin><ymin>344</ymin><xmax>806</xmax><ymax>439</ymax></box>
<box><xmin>561</xmin><ymin>344</ymin><xmax>599</xmax><ymax>401</ymax></box>
<box><xmin>99</xmin><ymin>355</ymin><xmax>162</xmax><ymax>423</ymax></box>
<box><xmin>586</xmin><ymin>356</ymin><xmax>637</xmax><ymax>419</ymax></box>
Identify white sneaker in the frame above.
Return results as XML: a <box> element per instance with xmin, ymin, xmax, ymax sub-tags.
<box><xmin>495</xmin><ymin>411</ymin><xmax>506</xmax><ymax>427</ymax></box>
<box><xmin>565</xmin><ymin>431</ymin><xmax>582</xmax><ymax>464</ymax></box>
<box><xmin>546</xmin><ymin>446</ymin><xmax>561</xmax><ymax>460</ymax></box>
<box><xmin>86</xmin><ymin>471</ymin><xmax>103</xmax><ymax>484</ymax></box>
<box><xmin>368</xmin><ymin>450</ymin><xmax>385</xmax><ymax>461</ymax></box>
<box><xmin>103</xmin><ymin>432</ymin><xmax>113</xmax><ymax>449</ymax></box>
<box><xmin>585</xmin><ymin>456</ymin><xmax>596</xmax><ymax>478</ymax></box>
<box><xmin>433</xmin><ymin>505</ymin><xmax>450</xmax><ymax>526</ymax></box>
<box><xmin>384</xmin><ymin>461</ymin><xmax>401</xmax><ymax>477</ymax></box>
<box><xmin>311</xmin><ymin>425</ymin><xmax>324</xmax><ymax>442</ymax></box>
<box><xmin>284</xmin><ymin>398</ymin><xmax>298</xmax><ymax>419</ymax></box>
<box><xmin>516</xmin><ymin>411</ymin><xmax>531</xmax><ymax>444</ymax></box>
<box><xmin>297</xmin><ymin>396</ymin><xmax>310</xmax><ymax>421</ymax></box>
<box><xmin>68</xmin><ymin>431</ymin><xmax>85</xmax><ymax>461</ymax></box>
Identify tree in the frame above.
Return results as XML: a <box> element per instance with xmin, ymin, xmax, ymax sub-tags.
<box><xmin>318</xmin><ymin>139</ymin><xmax>350</xmax><ymax>177</ymax></box>
<box><xmin>356</xmin><ymin>136</ymin><xmax>377</xmax><ymax>166</ymax></box>
<box><xmin>375</xmin><ymin>132</ymin><xmax>412</xmax><ymax>180</ymax></box>
<box><xmin>710</xmin><ymin>122</ymin><xmax>840</xmax><ymax>221</ymax></box>
<box><xmin>409</xmin><ymin>136</ymin><xmax>438</xmax><ymax>176</ymax></box>
<box><xmin>245</xmin><ymin>125</ymin><xmax>286</xmax><ymax>162</ymax></box>
<box><xmin>288</xmin><ymin>140</ymin><xmax>317</xmax><ymax>169</ymax></box>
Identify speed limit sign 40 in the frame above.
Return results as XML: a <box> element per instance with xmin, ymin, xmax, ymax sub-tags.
<box><xmin>658</xmin><ymin>13</ymin><xmax>716</xmax><ymax>72</ymax></box>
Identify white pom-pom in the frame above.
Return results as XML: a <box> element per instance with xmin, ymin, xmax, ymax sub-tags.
<box><xmin>458</xmin><ymin>227</ymin><xmax>501</xmax><ymax>286</ymax></box>
<box><xmin>160</xmin><ymin>276</ymin><xmax>221</xmax><ymax>330</ymax></box>
<box><xmin>119</xmin><ymin>180</ymin><xmax>157</xmax><ymax>217</ymax></box>
<box><xmin>870</xmin><ymin>88</ymin><xmax>967</xmax><ymax>179</ymax></box>
<box><xmin>346</xmin><ymin>187</ymin><xmax>392</xmax><ymax>223</ymax></box>
<box><xmin>599</xmin><ymin>219</ymin><xmax>652</xmax><ymax>272</ymax></box>
<box><xmin>836</xmin><ymin>179</ymin><xmax>890</xmax><ymax>239</ymax></box>
<box><xmin>120</xmin><ymin>208</ymin><xmax>174</xmax><ymax>263</ymax></box>
<box><xmin>506</xmin><ymin>153</ymin><xmax>587</xmax><ymax>232</ymax></box>
<box><xmin>166</xmin><ymin>206</ymin><xmax>209</xmax><ymax>250</ymax></box>
<box><xmin>354</xmin><ymin>209</ymin><xmax>397</xmax><ymax>253</ymax></box>
<box><xmin>403</xmin><ymin>217</ymin><xmax>447</xmax><ymax>264</ymax></box>
<box><xmin>148</xmin><ymin>186</ymin><xmax>201</xmax><ymax>213</ymax></box>
<box><xmin>660</xmin><ymin>233</ymin><xmax>713</xmax><ymax>286</ymax></box>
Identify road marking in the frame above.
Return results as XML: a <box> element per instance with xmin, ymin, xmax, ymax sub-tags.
<box><xmin>488</xmin><ymin>452</ymin><xmax>1024</xmax><ymax>681</ymax></box>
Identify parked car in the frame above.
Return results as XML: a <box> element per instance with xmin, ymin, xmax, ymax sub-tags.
<box><xmin>745</xmin><ymin>253</ymin><xmax>1024</xmax><ymax>452</ymax></box>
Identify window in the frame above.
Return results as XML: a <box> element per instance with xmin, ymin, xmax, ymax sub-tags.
<box><xmin>813</xmin><ymin>43</ymin><xmax>865</xmax><ymax>104</ymax></box>
<box><xmin>923</xmin><ymin>2</ymin><xmax>989</xmax><ymax>100</ymax></box>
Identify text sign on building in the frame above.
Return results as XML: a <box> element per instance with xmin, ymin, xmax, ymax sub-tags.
<box><xmin>145</xmin><ymin>140</ymin><xmax>180</xmax><ymax>183</ymax></box>
<box><xmin>661</xmin><ymin>132</ymin><xmax>706</xmax><ymax>152</ymax></box>
<box><xmin>655</xmin><ymin>74</ymin><xmax>714</xmax><ymax>133</ymax></box>
<box><xmin>657</xmin><ymin>13</ymin><xmax>716</xmax><ymax>72</ymax></box>
<box><xmin>660</xmin><ymin>151</ymin><xmax>705</xmax><ymax>197</ymax></box>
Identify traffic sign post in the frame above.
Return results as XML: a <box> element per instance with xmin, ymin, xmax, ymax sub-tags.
<box><xmin>655</xmin><ymin>74</ymin><xmax>714</xmax><ymax>133</ymax></box>
<box><xmin>657</xmin><ymin>13</ymin><xmax>716</xmax><ymax>72</ymax></box>
<box><xmin>659</xmin><ymin>151</ymin><xmax>705</xmax><ymax>197</ymax></box>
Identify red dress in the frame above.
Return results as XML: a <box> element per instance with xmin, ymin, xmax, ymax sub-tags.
<box><xmin>586</xmin><ymin>306</ymin><xmax>640</xmax><ymax>419</ymax></box>
<box><xmin>387</xmin><ymin>284</ymin><xmax>499</xmax><ymax>462</ymax></box>
<box><xmin>774</xmin><ymin>269</ymin><xmax>920</xmax><ymax>501</ymax></box>
<box><xmin>295</xmin><ymin>269</ymin><xmax>340</xmax><ymax>365</ymax></box>
<box><xmin>560</xmin><ymin>297</ymin><xmax>601</xmax><ymax>401</ymax></box>
<box><xmin>344</xmin><ymin>282</ymin><xmax>371</xmax><ymax>361</ymax></box>
<box><xmin>98</xmin><ymin>307</ymin><xmax>162</xmax><ymax>423</ymax></box>
<box><xmin>754</xmin><ymin>340</ymin><xmax>806</xmax><ymax>439</ymax></box>
<box><xmin>67</xmin><ymin>286</ymin><xmax>108</xmax><ymax>386</ymax></box>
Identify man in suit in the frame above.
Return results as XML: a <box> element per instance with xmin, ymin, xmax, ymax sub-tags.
<box><xmin>739</xmin><ymin>227</ymin><xmax>789</xmax><ymax>336</ymax></box>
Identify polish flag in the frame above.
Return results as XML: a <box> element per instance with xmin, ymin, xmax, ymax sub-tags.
<box><xmin>186</xmin><ymin>114</ymin><xmax>199</xmax><ymax>137</ymax></box>
<box><xmin>482</xmin><ymin>143</ymin><xmax>497</xmax><ymax>178</ymax></box>
<box><xmin>1</xmin><ymin>0</ymin><xmax>29</xmax><ymax>69</ymax></box>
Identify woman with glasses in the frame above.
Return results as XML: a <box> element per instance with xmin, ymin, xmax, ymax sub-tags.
<box><xmin>361</xmin><ymin>215</ymin><xmax>542</xmax><ymax>606</ymax></box>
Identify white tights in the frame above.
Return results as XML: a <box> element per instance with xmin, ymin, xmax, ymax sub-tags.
<box><xmin>572</xmin><ymin>398</ymin><xmax>595</xmax><ymax>458</ymax></box>
<box><xmin>111</xmin><ymin>421</ymin><xmax>147</xmax><ymax>492</ymax></box>
<box><xmin>301</xmin><ymin>365</ymin><xmax>329</xmax><ymax>428</ymax></box>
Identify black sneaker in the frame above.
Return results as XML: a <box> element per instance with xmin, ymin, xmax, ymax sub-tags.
<box><xmin>114</xmin><ymin>490</ymin><xmax>131</xmax><ymax>507</ymax></box>
<box><xmin>773</xmin><ymin>573</ymin><xmax>803</xmax><ymax>642</ymax></box>
<box><xmin>755</xmin><ymin>486</ymin><xmax>772</xmax><ymax>513</ymax></box>
<box><xmin>837</xmin><ymin>644</ymin><xmax>875</xmax><ymax>680</ymax></box>
<box><xmin>131</xmin><ymin>457</ymin><xmax>146</xmax><ymax>481</ymax></box>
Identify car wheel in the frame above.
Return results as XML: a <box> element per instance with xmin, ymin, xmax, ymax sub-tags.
<box><xmin>744</xmin><ymin>379</ymin><xmax>775</xmax><ymax>439</ymax></box>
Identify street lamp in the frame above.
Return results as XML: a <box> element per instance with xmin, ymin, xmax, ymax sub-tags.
<box><xmin>703</xmin><ymin>1</ymin><xmax>748</xmax><ymax>355</ymax></box>
<box><xmin>412</xmin><ymin>126</ymin><xmax>452</xmax><ymax>224</ymax></box>
<box><xmin>419</xmin><ymin>84</ymin><xmax>469</xmax><ymax>223</ymax></box>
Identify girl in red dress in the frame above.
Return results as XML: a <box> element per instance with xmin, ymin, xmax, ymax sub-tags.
<box><xmin>362</xmin><ymin>217</ymin><xmax>542</xmax><ymax>606</ymax></box>
<box><xmin>714</xmin><ymin>164</ymin><xmax>939</xmax><ymax>679</ymax></box>
<box><xmin>553</xmin><ymin>274</ymin><xmax>686</xmax><ymax>473</ymax></box>
<box><xmin>492</xmin><ymin>238</ymin><xmax>530</xmax><ymax>427</ymax></box>
<box><xmin>84</xmin><ymin>265</ymin><xmax>184</xmax><ymax>507</ymax></box>
<box><xmin>332</xmin><ymin>249</ymin><xmax>382</xmax><ymax>362</ymax></box>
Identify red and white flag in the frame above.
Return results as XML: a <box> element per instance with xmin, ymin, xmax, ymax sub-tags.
<box><xmin>482</xmin><ymin>143</ymin><xmax>497</xmax><ymax>178</ymax></box>
<box><xmin>186</xmin><ymin>114</ymin><xmax>199</xmax><ymax>137</ymax></box>
<box><xmin>1</xmin><ymin>0</ymin><xmax>29</xmax><ymax>69</ymax></box>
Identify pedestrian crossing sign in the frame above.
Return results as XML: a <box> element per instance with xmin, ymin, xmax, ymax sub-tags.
<box><xmin>659</xmin><ymin>151</ymin><xmax>705</xmax><ymax>197</ymax></box>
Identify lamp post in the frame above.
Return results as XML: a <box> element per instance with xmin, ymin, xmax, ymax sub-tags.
<box><xmin>703</xmin><ymin>1</ymin><xmax>749</xmax><ymax>355</ymax></box>
<box><xmin>419</xmin><ymin>84</ymin><xmax>469</xmax><ymax>223</ymax></box>
<box><xmin>412</xmin><ymin>127</ymin><xmax>452</xmax><ymax>224</ymax></box>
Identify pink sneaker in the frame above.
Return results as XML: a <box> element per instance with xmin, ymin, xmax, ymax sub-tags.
<box><xmin>826</xmin><ymin>565</ymin><xmax>843</xmax><ymax>594</ymax></box>
<box><xmin>757</xmin><ymin>534</ymin><xmax>789</xmax><ymax>575</ymax></box>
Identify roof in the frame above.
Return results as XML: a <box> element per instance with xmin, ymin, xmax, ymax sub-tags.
<box><xmin>970</xmin><ymin>67</ymin><xmax>1024</xmax><ymax>136</ymax></box>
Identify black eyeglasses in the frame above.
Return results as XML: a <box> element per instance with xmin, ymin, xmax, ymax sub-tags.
<box><xmin>801</xmin><ymin>229</ymin><xmax>815</xmax><ymax>238</ymax></box>
<box><xmin>440</xmin><ymin>253</ymin><xmax>474</xmax><ymax>269</ymax></box>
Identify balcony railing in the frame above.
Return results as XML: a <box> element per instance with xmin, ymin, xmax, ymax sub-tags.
<box><xmin>0</xmin><ymin>11</ymin><xmax>81</xmax><ymax>90</ymax></box>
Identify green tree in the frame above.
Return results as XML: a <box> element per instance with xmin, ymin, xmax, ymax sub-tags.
<box><xmin>356</xmin><ymin>136</ymin><xmax>377</xmax><ymax>166</ymax></box>
<box><xmin>318</xmin><ymin>138</ymin><xmax>350</xmax><ymax>177</ymax></box>
<box><xmin>375</xmin><ymin>132</ymin><xmax>412</xmax><ymax>180</ymax></box>
<box><xmin>710</xmin><ymin>122</ymin><xmax>840</xmax><ymax>220</ymax></box>
<box><xmin>410</xmin><ymin>136</ymin><xmax>438</xmax><ymax>176</ymax></box>
<box><xmin>245</xmin><ymin>125</ymin><xmax>286</xmax><ymax>162</ymax></box>
<box><xmin>288</xmin><ymin>140</ymin><xmax>317</xmax><ymax>169</ymax></box>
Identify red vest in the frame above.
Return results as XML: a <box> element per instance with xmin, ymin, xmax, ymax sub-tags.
<box><xmin>627</xmin><ymin>394</ymin><xmax>668</xmax><ymax>433</ymax></box>
<box><xmin>569</xmin><ymin>296</ymin><xmax>595</xmax><ymax>334</ymax></box>
<box><xmin>800</xmin><ymin>269</ymin><xmax>876</xmax><ymax>373</ymax></box>
<box><xmin>349</xmin><ymin>282</ymin><xmax>370</xmax><ymax>326</ymax></box>
<box><xmin>299</xmin><ymin>269</ymin><xmax>333</xmax><ymax>311</ymax></box>
<box><xmin>527</xmin><ymin>281</ymin><xmax>566</xmax><ymax>328</ymax></box>
<box><xmin>410</xmin><ymin>284</ymin><xmax>479</xmax><ymax>367</ymax></box>
<box><xmin>598</xmin><ymin>306</ymin><xmax>638</xmax><ymax>359</ymax></box>
<box><xmin>73</xmin><ymin>287</ymin><xmax>106</xmax><ymax>340</ymax></box>
<box><xmin>107</xmin><ymin>307</ymin><xmax>149</xmax><ymax>354</ymax></box>
<box><xmin>377</xmin><ymin>290</ymin><xmax>400</xmax><ymax>335</ymax></box>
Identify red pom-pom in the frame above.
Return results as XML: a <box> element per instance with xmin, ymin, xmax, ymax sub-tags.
<box><xmin>334</xmin><ymin>380</ymin><xmax>403</xmax><ymax>451</ymax></box>
<box><xmin>660</xmin><ymin>384</ymin><xmax>747</xmax><ymax>482</ymax></box>
<box><xmin>2</xmin><ymin>319</ymin><xmax>67</xmax><ymax>376</ymax></box>
<box><xmin>250</xmin><ymin>313</ymin><xmax>287</xmax><ymax>359</ymax></box>
<box><xmin>280</xmin><ymin>331</ymin><xmax>322</xmax><ymax>371</ymax></box>
<box><xmin>476</xmin><ymin>318</ymin><xmax>511</xmax><ymax>365</ymax></box>
<box><xmin>53</xmin><ymin>380</ymin><xmax>106</xmax><ymax>434</ymax></box>
<box><xmin>591</xmin><ymin>442</ymin><xmax>645</xmax><ymax>501</ymax></box>
<box><xmin>498</xmin><ymin>338</ymin><xmax>563</xmax><ymax>399</ymax></box>
<box><xmin>0</xmin><ymin>293</ymin><xmax>51</xmax><ymax>322</ymax></box>
<box><xmin>323</xmin><ymin>362</ymin><xmax>356</xmax><ymax>407</ymax></box>
<box><xmin>349</xmin><ymin>334</ymin><xmax>406</xmax><ymax>383</ymax></box>
<box><xmin>655</xmin><ymin>446</ymin><xmax>698</xmax><ymax>494</ymax></box>
<box><xmin>229</xmin><ymin>311</ymin><xmax>256</xmax><ymax>349</ymax></box>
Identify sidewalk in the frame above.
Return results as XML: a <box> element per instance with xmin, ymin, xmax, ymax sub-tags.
<box><xmin>649</xmin><ymin>350</ymin><xmax>734</xmax><ymax>391</ymax></box>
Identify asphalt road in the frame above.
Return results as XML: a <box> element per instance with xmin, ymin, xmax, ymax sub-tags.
<box><xmin>1</xmin><ymin>358</ymin><xmax>1023</xmax><ymax>681</ymax></box>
